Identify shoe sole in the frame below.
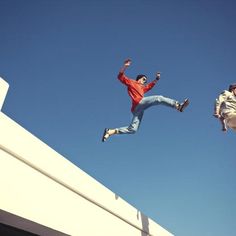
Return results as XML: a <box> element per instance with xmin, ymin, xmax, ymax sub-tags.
<box><xmin>102</xmin><ymin>128</ymin><xmax>109</xmax><ymax>142</ymax></box>
<box><xmin>180</xmin><ymin>99</ymin><xmax>189</xmax><ymax>112</ymax></box>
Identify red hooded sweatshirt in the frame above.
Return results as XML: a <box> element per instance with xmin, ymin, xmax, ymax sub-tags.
<box><xmin>118</xmin><ymin>72</ymin><xmax>157</xmax><ymax>112</ymax></box>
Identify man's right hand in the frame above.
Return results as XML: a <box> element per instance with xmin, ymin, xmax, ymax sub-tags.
<box><xmin>124</xmin><ymin>59</ymin><xmax>131</xmax><ymax>67</ymax></box>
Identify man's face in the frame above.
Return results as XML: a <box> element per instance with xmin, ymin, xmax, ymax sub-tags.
<box><xmin>138</xmin><ymin>76</ymin><xmax>147</xmax><ymax>85</ymax></box>
<box><xmin>232</xmin><ymin>88</ymin><xmax>236</xmax><ymax>96</ymax></box>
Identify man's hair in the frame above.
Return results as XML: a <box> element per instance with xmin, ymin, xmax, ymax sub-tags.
<box><xmin>136</xmin><ymin>74</ymin><xmax>147</xmax><ymax>81</ymax></box>
<box><xmin>229</xmin><ymin>84</ymin><xmax>236</xmax><ymax>92</ymax></box>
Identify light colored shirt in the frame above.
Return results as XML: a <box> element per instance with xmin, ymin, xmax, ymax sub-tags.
<box><xmin>215</xmin><ymin>90</ymin><xmax>236</xmax><ymax>116</ymax></box>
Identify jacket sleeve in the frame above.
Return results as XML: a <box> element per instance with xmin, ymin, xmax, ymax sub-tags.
<box><xmin>143</xmin><ymin>80</ymin><xmax>157</xmax><ymax>93</ymax></box>
<box><xmin>117</xmin><ymin>72</ymin><xmax>132</xmax><ymax>86</ymax></box>
<box><xmin>215</xmin><ymin>90</ymin><xmax>230</xmax><ymax>114</ymax></box>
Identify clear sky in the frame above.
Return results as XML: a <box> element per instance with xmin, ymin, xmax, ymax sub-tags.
<box><xmin>1</xmin><ymin>0</ymin><xmax>236</xmax><ymax>235</ymax></box>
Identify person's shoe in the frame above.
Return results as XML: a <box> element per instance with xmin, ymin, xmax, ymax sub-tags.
<box><xmin>222</xmin><ymin>126</ymin><xmax>227</xmax><ymax>132</ymax></box>
<box><xmin>102</xmin><ymin>128</ymin><xmax>110</xmax><ymax>142</ymax></box>
<box><xmin>177</xmin><ymin>99</ymin><xmax>189</xmax><ymax>112</ymax></box>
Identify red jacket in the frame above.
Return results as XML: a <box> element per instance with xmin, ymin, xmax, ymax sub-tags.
<box><xmin>118</xmin><ymin>72</ymin><xmax>157</xmax><ymax>112</ymax></box>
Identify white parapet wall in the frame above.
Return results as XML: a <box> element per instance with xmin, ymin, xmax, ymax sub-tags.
<box><xmin>0</xmin><ymin>77</ymin><xmax>9</xmax><ymax>110</ymax></box>
<box><xmin>0</xmin><ymin>78</ymin><xmax>174</xmax><ymax>236</ymax></box>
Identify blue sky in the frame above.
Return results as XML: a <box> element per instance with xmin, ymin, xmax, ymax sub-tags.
<box><xmin>1</xmin><ymin>0</ymin><xmax>236</xmax><ymax>235</ymax></box>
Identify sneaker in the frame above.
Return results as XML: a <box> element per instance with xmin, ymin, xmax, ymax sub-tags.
<box><xmin>102</xmin><ymin>128</ymin><xmax>110</xmax><ymax>142</ymax></box>
<box><xmin>177</xmin><ymin>99</ymin><xmax>189</xmax><ymax>112</ymax></box>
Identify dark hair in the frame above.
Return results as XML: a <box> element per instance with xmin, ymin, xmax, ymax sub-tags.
<box><xmin>136</xmin><ymin>74</ymin><xmax>147</xmax><ymax>81</ymax></box>
<box><xmin>229</xmin><ymin>84</ymin><xmax>236</xmax><ymax>92</ymax></box>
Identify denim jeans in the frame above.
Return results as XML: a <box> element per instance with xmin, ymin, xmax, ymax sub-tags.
<box><xmin>117</xmin><ymin>95</ymin><xmax>177</xmax><ymax>134</ymax></box>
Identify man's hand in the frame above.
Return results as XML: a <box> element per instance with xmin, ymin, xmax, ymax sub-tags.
<box><xmin>120</xmin><ymin>59</ymin><xmax>131</xmax><ymax>74</ymax></box>
<box><xmin>156</xmin><ymin>72</ymin><xmax>161</xmax><ymax>81</ymax></box>
<box><xmin>213</xmin><ymin>113</ymin><xmax>220</xmax><ymax>119</ymax></box>
<box><xmin>124</xmin><ymin>58</ymin><xmax>131</xmax><ymax>68</ymax></box>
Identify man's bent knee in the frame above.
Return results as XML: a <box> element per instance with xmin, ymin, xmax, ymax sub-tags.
<box><xmin>155</xmin><ymin>95</ymin><xmax>164</xmax><ymax>102</ymax></box>
<box><xmin>127</xmin><ymin>127</ymin><xmax>138</xmax><ymax>134</ymax></box>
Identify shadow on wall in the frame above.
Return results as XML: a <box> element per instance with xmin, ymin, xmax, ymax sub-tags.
<box><xmin>114</xmin><ymin>195</ymin><xmax>150</xmax><ymax>236</ymax></box>
<box><xmin>137</xmin><ymin>211</ymin><xmax>150</xmax><ymax>236</ymax></box>
<box><xmin>141</xmin><ymin>212</ymin><xmax>150</xmax><ymax>236</ymax></box>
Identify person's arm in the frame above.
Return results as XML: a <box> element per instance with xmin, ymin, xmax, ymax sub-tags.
<box><xmin>214</xmin><ymin>90</ymin><xmax>229</xmax><ymax>118</ymax></box>
<box><xmin>143</xmin><ymin>72</ymin><xmax>161</xmax><ymax>93</ymax></box>
<box><xmin>120</xmin><ymin>59</ymin><xmax>131</xmax><ymax>74</ymax></box>
<box><xmin>117</xmin><ymin>59</ymin><xmax>132</xmax><ymax>85</ymax></box>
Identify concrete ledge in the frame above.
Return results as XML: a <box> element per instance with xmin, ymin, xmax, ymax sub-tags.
<box><xmin>0</xmin><ymin>77</ymin><xmax>9</xmax><ymax>111</ymax></box>
<box><xmin>0</xmin><ymin>78</ymin><xmax>174</xmax><ymax>236</ymax></box>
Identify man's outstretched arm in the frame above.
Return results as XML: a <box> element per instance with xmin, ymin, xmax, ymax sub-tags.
<box><xmin>144</xmin><ymin>72</ymin><xmax>161</xmax><ymax>92</ymax></box>
<box><xmin>118</xmin><ymin>59</ymin><xmax>132</xmax><ymax>85</ymax></box>
<box><xmin>119</xmin><ymin>58</ymin><xmax>131</xmax><ymax>74</ymax></box>
<box><xmin>214</xmin><ymin>90</ymin><xmax>230</xmax><ymax>118</ymax></box>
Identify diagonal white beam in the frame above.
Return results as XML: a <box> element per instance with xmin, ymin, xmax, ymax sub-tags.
<box><xmin>0</xmin><ymin>77</ymin><xmax>9</xmax><ymax>111</ymax></box>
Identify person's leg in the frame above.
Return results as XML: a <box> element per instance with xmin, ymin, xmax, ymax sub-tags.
<box><xmin>117</xmin><ymin>111</ymin><xmax>144</xmax><ymax>134</ymax></box>
<box><xmin>224</xmin><ymin>112</ymin><xmax>236</xmax><ymax>131</ymax></box>
<box><xmin>102</xmin><ymin>111</ymin><xmax>144</xmax><ymax>141</ymax></box>
<box><xmin>219</xmin><ymin>116</ymin><xmax>227</xmax><ymax>132</ymax></box>
<box><xmin>137</xmin><ymin>95</ymin><xmax>178</xmax><ymax>111</ymax></box>
<box><xmin>103</xmin><ymin>95</ymin><xmax>183</xmax><ymax>140</ymax></box>
<box><xmin>137</xmin><ymin>95</ymin><xmax>189</xmax><ymax>112</ymax></box>
<box><xmin>102</xmin><ymin>95</ymin><xmax>189</xmax><ymax>141</ymax></box>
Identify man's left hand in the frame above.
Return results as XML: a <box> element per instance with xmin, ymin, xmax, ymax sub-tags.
<box><xmin>156</xmin><ymin>72</ymin><xmax>161</xmax><ymax>80</ymax></box>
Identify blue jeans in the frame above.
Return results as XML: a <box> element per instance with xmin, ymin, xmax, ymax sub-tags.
<box><xmin>117</xmin><ymin>95</ymin><xmax>177</xmax><ymax>134</ymax></box>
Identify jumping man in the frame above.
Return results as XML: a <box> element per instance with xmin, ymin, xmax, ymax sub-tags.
<box><xmin>102</xmin><ymin>59</ymin><xmax>190</xmax><ymax>142</ymax></box>
<box><xmin>214</xmin><ymin>83</ymin><xmax>236</xmax><ymax>132</ymax></box>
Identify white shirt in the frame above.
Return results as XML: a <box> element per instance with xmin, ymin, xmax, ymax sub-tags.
<box><xmin>215</xmin><ymin>90</ymin><xmax>236</xmax><ymax>116</ymax></box>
